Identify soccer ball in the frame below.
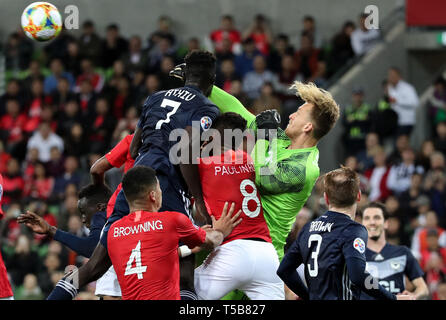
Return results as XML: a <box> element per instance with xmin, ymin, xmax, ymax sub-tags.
<box><xmin>21</xmin><ymin>2</ymin><xmax>62</xmax><ymax>42</ymax></box>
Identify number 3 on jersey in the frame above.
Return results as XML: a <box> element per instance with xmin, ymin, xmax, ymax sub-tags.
<box><xmin>155</xmin><ymin>98</ymin><xmax>181</xmax><ymax>129</ymax></box>
<box><xmin>307</xmin><ymin>234</ymin><xmax>322</xmax><ymax>277</ymax></box>
<box><xmin>124</xmin><ymin>240</ymin><xmax>147</xmax><ymax>279</ymax></box>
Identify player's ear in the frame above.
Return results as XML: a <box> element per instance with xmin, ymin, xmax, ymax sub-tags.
<box><xmin>383</xmin><ymin>219</ymin><xmax>389</xmax><ymax>230</ymax></box>
<box><xmin>323</xmin><ymin>192</ymin><xmax>329</xmax><ymax>206</ymax></box>
<box><xmin>357</xmin><ymin>190</ymin><xmax>361</xmax><ymax>202</ymax></box>
<box><xmin>303</xmin><ymin>122</ymin><xmax>313</xmax><ymax>133</ymax></box>
<box><xmin>149</xmin><ymin>190</ymin><xmax>156</xmax><ymax>203</ymax></box>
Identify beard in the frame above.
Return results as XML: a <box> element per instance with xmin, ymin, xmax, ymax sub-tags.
<box><xmin>370</xmin><ymin>234</ymin><xmax>381</xmax><ymax>241</ymax></box>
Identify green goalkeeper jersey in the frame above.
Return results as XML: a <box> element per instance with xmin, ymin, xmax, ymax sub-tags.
<box><xmin>209</xmin><ymin>86</ymin><xmax>320</xmax><ymax>260</ymax></box>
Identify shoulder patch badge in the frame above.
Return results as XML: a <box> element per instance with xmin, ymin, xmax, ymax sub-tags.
<box><xmin>353</xmin><ymin>237</ymin><xmax>366</xmax><ymax>254</ymax></box>
<box><xmin>200</xmin><ymin>116</ymin><xmax>212</xmax><ymax>131</ymax></box>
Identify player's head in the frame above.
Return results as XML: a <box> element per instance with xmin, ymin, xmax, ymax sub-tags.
<box><xmin>122</xmin><ymin>166</ymin><xmax>162</xmax><ymax>212</ymax></box>
<box><xmin>361</xmin><ymin>202</ymin><xmax>388</xmax><ymax>241</ymax></box>
<box><xmin>323</xmin><ymin>166</ymin><xmax>360</xmax><ymax>211</ymax></box>
<box><xmin>286</xmin><ymin>81</ymin><xmax>340</xmax><ymax>143</ymax></box>
<box><xmin>78</xmin><ymin>184</ymin><xmax>112</xmax><ymax>228</ymax></box>
<box><xmin>212</xmin><ymin>112</ymin><xmax>247</xmax><ymax>150</ymax></box>
<box><xmin>184</xmin><ymin>50</ymin><xmax>216</xmax><ymax>97</ymax></box>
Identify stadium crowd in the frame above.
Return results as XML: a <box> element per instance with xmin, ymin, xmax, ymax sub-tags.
<box><xmin>1</xmin><ymin>13</ymin><xmax>445</xmax><ymax>300</ymax></box>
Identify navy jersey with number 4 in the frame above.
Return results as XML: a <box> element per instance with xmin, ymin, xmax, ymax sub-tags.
<box><xmin>280</xmin><ymin>211</ymin><xmax>395</xmax><ymax>300</ymax></box>
<box><xmin>136</xmin><ymin>85</ymin><xmax>220</xmax><ymax>176</ymax></box>
<box><xmin>361</xmin><ymin>244</ymin><xmax>424</xmax><ymax>300</ymax></box>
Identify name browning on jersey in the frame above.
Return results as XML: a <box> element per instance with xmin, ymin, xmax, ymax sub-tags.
<box><xmin>113</xmin><ymin>220</ymin><xmax>163</xmax><ymax>237</ymax></box>
<box><xmin>214</xmin><ymin>163</ymin><xmax>255</xmax><ymax>176</ymax></box>
<box><xmin>309</xmin><ymin>221</ymin><xmax>334</xmax><ymax>233</ymax></box>
<box><xmin>165</xmin><ymin>89</ymin><xmax>196</xmax><ymax>101</ymax></box>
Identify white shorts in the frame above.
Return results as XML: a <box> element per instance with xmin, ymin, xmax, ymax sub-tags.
<box><xmin>95</xmin><ymin>266</ymin><xmax>122</xmax><ymax>297</ymax></box>
<box><xmin>194</xmin><ymin>239</ymin><xmax>285</xmax><ymax>300</ymax></box>
<box><xmin>0</xmin><ymin>296</ymin><xmax>13</xmax><ymax>300</ymax></box>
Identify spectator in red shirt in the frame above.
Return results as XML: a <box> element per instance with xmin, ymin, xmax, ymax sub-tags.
<box><xmin>2</xmin><ymin>158</ymin><xmax>24</xmax><ymax>205</ymax></box>
<box><xmin>24</xmin><ymin>161</ymin><xmax>54</xmax><ymax>201</ymax></box>
<box><xmin>88</xmin><ymin>98</ymin><xmax>117</xmax><ymax>153</ymax></box>
<box><xmin>76</xmin><ymin>79</ymin><xmax>96</xmax><ymax>118</ymax></box>
<box><xmin>23</xmin><ymin>147</ymin><xmax>39</xmax><ymax>184</ymax></box>
<box><xmin>0</xmin><ymin>99</ymin><xmax>28</xmax><ymax>151</ymax></box>
<box><xmin>412</xmin><ymin>211</ymin><xmax>446</xmax><ymax>260</ymax></box>
<box><xmin>0</xmin><ymin>141</ymin><xmax>11</xmax><ymax>174</ymax></box>
<box><xmin>210</xmin><ymin>15</ymin><xmax>241</xmax><ymax>54</ymax></box>
<box><xmin>24</xmin><ymin>78</ymin><xmax>53</xmax><ymax>133</ymax></box>
<box><xmin>242</xmin><ymin>14</ymin><xmax>272</xmax><ymax>56</ymax></box>
<box><xmin>76</xmin><ymin>58</ymin><xmax>104</xmax><ymax>94</ymax></box>
<box><xmin>364</xmin><ymin>147</ymin><xmax>391</xmax><ymax>202</ymax></box>
<box><xmin>419</xmin><ymin>229</ymin><xmax>446</xmax><ymax>299</ymax></box>
<box><xmin>294</xmin><ymin>31</ymin><xmax>326</xmax><ymax>86</ymax></box>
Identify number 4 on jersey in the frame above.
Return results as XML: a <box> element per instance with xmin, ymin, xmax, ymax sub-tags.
<box><xmin>124</xmin><ymin>240</ymin><xmax>147</xmax><ymax>279</ymax></box>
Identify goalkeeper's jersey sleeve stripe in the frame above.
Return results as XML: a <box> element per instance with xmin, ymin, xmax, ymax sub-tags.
<box><xmin>209</xmin><ymin>85</ymin><xmax>256</xmax><ymax>127</ymax></box>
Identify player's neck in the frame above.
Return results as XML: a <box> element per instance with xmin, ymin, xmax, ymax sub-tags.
<box><xmin>129</xmin><ymin>201</ymin><xmax>159</xmax><ymax>213</ymax></box>
<box><xmin>367</xmin><ymin>236</ymin><xmax>387</xmax><ymax>253</ymax></box>
<box><xmin>329</xmin><ymin>205</ymin><xmax>356</xmax><ymax>220</ymax></box>
<box><xmin>288</xmin><ymin>134</ymin><xmax>317</xmax><ymax>150</ymax></box>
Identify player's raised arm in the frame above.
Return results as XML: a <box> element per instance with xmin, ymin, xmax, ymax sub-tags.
<box><xmin>208</xmin><ymin>85</ymin><xmax>256</xmax><ymax>126</ymax></box>
<box><xmin>130</xmin><ymin>127</ymin><xmax>142</xmax><ymax>160</ymax></box>
<box><xmin>90</xmin><ymin>156</ymin><xmax>113</xmax><ymax>185</ymax></box>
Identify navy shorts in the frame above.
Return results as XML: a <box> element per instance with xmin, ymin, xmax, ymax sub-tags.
<box><xmin>100</xmin><ymin>172</ymin><xmax>192</xmax><ymax>249</ymax></box>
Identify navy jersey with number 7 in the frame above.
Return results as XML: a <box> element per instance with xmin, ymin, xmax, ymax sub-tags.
<box><xmin>136</xmin><ymin>85</ymin><xmax>220</xmax><ymax>175</ymax></box>
<box><xmin>278</xmin><ymin>211</ymin><xmax>396</xmax><ymax>300</ymax></box>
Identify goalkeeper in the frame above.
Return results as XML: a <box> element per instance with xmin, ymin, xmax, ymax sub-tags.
<box><xmin>208</xmin><ymin>83</ymin><xmax>340</xmax><ymax>260</ymax></box>
<box><xmin>171</xmin><ymin>65</ymin><xmax>340</xmax><ymax>260</ymax></box>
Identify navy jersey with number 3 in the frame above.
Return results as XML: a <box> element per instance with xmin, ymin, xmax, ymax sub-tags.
<box><xmin>285</xmin><ymin>211</ymin><xmax>370</xmax><ymax>300</ymax></box>
<box><xmin>136</xmin><ymin>85</ymin><xmax>220</xmax><ymax>175</ymax></box>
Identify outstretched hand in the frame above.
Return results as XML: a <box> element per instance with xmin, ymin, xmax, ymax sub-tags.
<box><xmin>212</xmin><ymin>202</ymin><xmax>242</xmax><ymax>238</ymax></box>
<box><xmin>17</xmin><ymin>211</ymin><xmax>53</xmax><ymax>235</ymax></box>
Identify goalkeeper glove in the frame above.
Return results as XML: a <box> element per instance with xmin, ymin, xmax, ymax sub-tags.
<box><xmin>255</xmin><ymin>109</ymin><xmax>281</xmax><ymax>140</ymax></box>
<box><xmin>169</xmin><ymin>63</ymin><xmax>186</xmax><ymax>82</ymax></box>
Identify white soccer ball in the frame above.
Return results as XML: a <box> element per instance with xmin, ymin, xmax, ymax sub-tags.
<box><xmin>21</xmin><ymin>2</ymin><xmax>62</xmax><ymax>42</ymax></box>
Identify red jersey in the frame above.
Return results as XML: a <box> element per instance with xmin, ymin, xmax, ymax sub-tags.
<box><xmin>198</xmin><ymin>149</ymin><xmax>271</xmax><ymax>244</ymax></box>
<box><xmin>107</xmin><ymin>210</ymin><xmax>206</xmax><ymax>300</ymax></box>
<box><xmin>210</xmin><ymin>29</ymin><xmax>241</xmax><ymax>52</ymax></box>
<box><xmin>0</xmin><ymin>174</ymin><xmax>13</xmax><ymax>298</ymax></box>
<box><xmin>105</xmin><ymin>134</ymin><xmax>135</xmax><ymax>218</ymax></box>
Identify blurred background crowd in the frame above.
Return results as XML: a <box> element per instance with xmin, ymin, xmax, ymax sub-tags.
<box><xmin>1</xmin><ymin>8</ymin><xmax>446</xmax><ymax>300</ymax></box>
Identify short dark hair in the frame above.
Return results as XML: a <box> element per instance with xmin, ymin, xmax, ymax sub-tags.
<box><xmin>324</xmin><ymin>166</ymin><xmax>360</xmax><ymax>208</ymax></box>
<box><xmin>122</xmin><ymin>166</ymin><xmax>158</xmax><ymax>203</ymax></box>
<box><xmin>303</xmin><ymin>15</ymin><xmax>314</xmax><ymax>22</ymax></box>
<box><xmin>362</xmin><ymin>202</ymin><xmax>389</xmax><ymax>220</ymax></box>
<box><xmin>212</xmin><ymin>112</ymin><xmax>247</xmax><ymax>132</ymax></box>
<box><xmin>106</xmin><ymin>24</ymin><xmax>119</xmax><ymax>31</ymax></box>
<box><xmin>184</xmin><ymin>50</ymin><xmax>216</xmax><ymax>83</ymax></box>
<box><xmin>78</xmin><ymin>183</ymin><xmax>112</xmax><ymax>204</ymax></box>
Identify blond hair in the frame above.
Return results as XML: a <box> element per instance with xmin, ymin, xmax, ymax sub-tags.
<box><xmin>290</xmin><ymin>81</ymin><xmax>340</xmax><ymax>140</ymax></box>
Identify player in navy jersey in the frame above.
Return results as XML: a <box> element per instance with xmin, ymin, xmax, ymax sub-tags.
<box><xmin>360</xmin><ymin>202</ymin><xmax>429</xmax><ymax>300</ymax></box>
<box><xmin>47</xmin><ymin>51</ymin><xmax>220</xmax><ymax>300</ymax></box>
<box><xmin>18</xmin><ymin>184</ymin><xmax>111</xmax><ymax>258</ymax></box>
<box><xmin>277</xmin><ymin>167</ymin><xmax>413</xmax><ymax>300</ymax></box>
